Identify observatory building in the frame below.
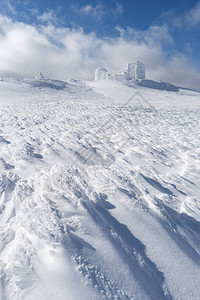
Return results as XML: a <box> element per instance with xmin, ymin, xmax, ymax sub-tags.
<box><xmin>123</xmin><ymin>61</ymin><xmax>145</xmax><ymax>80</ymax></box>
<box><xmin>95</xmin><ymin>67</ymin><xmax>109</xmax><ymax>80</ymax></box>
<box><xmin>95</xmin><ymin>61</ymin><xmax>145</xmax><ymax>81</ymax></box>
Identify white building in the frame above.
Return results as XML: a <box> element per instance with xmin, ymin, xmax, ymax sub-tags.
<box><xmin>95</xmin><ymin>67</ymin><xmax>109</xmax><ymax>80</ymax></box>
<box><xmin>125</xmin><ymin>61</ymin><xmax>145</xmax><ymax>80</ymax></box>
<box><xmin>94</xmin><ymin>61</ymin><xmax>145</xmax><ymax>81</ymax></box>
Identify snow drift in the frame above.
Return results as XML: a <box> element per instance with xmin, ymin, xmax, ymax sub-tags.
<box><xmin>0</xmin><ymin>77</ymin><xmax>200</xmax><ymax>300</ymax></box>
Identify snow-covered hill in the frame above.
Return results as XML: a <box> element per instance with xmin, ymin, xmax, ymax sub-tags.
<box><xmin>0</xmin><ymin>77</ymin><xmax>200</xmax><ymax>300</ymax></box>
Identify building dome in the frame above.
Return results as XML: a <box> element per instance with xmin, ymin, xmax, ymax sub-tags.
<box><xmin>95</xmin><ymin>67</ymin><xmax>109</xmax><ymax>80</ymax></box>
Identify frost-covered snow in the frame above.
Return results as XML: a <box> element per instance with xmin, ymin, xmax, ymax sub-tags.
<box><xmin>0</xmin><ymin>77</ymin><xmax>200</xmax><ymax>300</ymax></box>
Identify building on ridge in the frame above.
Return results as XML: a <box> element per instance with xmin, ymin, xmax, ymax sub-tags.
<box><xmin>123</xmin><ymin>61</ymin><xmax>145</xmax><ymax>80</ymax></box>
<box><xmin>95</xmin><ymin>61</ymin><xmax>145</xmax><ymax>81</ymax></box>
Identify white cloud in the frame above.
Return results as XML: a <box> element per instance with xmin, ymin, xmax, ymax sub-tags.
<box><xmin>117</xmin><ymin>25</ymin><xmax>173</xmax><ymax>46</ymax></box>
<box><xmin>0</xmin><ymin>0</ymin><xmax>17</xmax><ymax>15</ymax></box>
<box><xmin>164</xmin><ymin>1</ymin><xmax>200</xmax><ymax>29</ymax></box>
<box><xmin>6</xmin><ymin>1</ymin><xmax>16</xmax><ymax>15</ymax></box>
<box><xmin>80</xmin><ymin>5</ymin><xmax>98</xmax><ymax>14</ymax></box>
<box><xmin>37</xmin><ymin>10</ymin><xmax>54</xmax><ymax>22</ymax></box>
<box><xmin>37</xmin><ymin>10</ymin><xmax>55</xmax><ymax>23</ymax></box>
<box><xmin>115</xmin><ymin>2</ymin><xmax>123</xmax><ymax>15</ymax></box>
<box><xmin>29</xmin><ymin>8</ymin><xmax>39</xmax><ymax>16</ymax></box>
<box><xmin>79</xmin><ymin>4</ymin><xmax>105</xmax><ymax>20</ymax></box>
<box><xmin>0</xmin><ymin>15</ymin><xmax>200</xmax><ymax>90</ymax></box>
<box><xmin>77</xmin><ymin>2</ymin><xmax>123</xmax><ymax>20</ymax></box>
<box><xmin>185</xmin><ymin>1</ymin><xmax>200</xmax><ymax>28</ymax></box>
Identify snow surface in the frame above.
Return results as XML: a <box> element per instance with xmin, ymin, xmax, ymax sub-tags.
<box><xmin>0</xmin><ymin>77</ymin><xmax>200</xmax><ymax>300</ymax></box>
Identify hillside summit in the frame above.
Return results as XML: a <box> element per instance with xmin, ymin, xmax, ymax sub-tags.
<box><xmin>0</xmin><ymin>77</ymin><xmax>200</xmax><ymax>300</ymax></box>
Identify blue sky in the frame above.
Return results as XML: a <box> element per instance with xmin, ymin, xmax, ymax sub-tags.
<box><xmin>0</xmin><ymin>0</ymin><xmax>200</xmax><ymax>89</ymax></box>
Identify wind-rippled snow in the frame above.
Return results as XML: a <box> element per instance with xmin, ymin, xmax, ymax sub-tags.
<box><xmin>0</xmin><ymin>78</ymin><xmax>200</xmax><ymax>300</ymax></box>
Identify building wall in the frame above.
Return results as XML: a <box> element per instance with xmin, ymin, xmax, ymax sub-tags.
<box><xmin>126</xmin><ymin>61</ymin><xmax>145</xmax><ymax>80</ymax></box>
<box><xmin>135</xmin><ymin>61</ymin><xmax>145</xmax><ymax>80</ymax></box>
<box><xmin>126</xmin><ymin>62</ymin><xmax>136</xmax><ymax>79</ymax></box>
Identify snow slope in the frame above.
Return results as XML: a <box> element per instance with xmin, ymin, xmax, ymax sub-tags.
<box><xmin>0</xmin><ymin>77</ymin><xmax>200</xmax><ymax>300</ymax></box>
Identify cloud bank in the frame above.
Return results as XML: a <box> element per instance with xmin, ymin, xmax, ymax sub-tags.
<box><xmin>0</xmin><ymin>15</ymin><xmax>200</xmax><ymax>90</ymax></box>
